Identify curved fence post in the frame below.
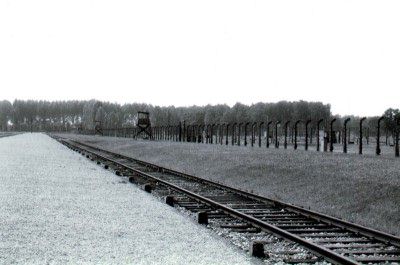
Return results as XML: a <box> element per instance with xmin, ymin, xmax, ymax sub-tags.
<box><xmin>396</xmin><ymin>118</ymin><xmax>400</xmax><ymax>157</ymax></box>
<box><xmin>330</xmin><ymin>118</ymin><xmax>337</xmax><ymax>152</ymax></box>
<box><xmin>232</xmin><ymin>123</ymin><xmax>237</xmax><ymax>146</ymax></box>
<box><xmin>244</xmin><ymin>122</ymin><xmax>250</xmax><ymax>146</ymax></box>
<box><xmin>305</xmin><ymin>120</ymin><xmax>311</xmax><ymax>151</ymax></box>
<box><xmin>317</xmin><ymin>119</ymin><xmax>323</xmax><ymax>152</ymax></box>
<box><xmin>238</xmin><ymin>123</ymin><xmax>243</xmax><ymax>146</ymax></box>
<box><xmin>275</xmin><ymin>121</ymin><xmax>281</xmax><ymax>148</ymax></box>
<box><xmin>194</xmin><ymin>124</ymin><xmax>199</xmax><ymax>143</ymax></box>
<box><xmin>209</xmin><ymin>124</ymin><xmax>213</xmax><ymax>144</ymax></box>
<box><xmin>343</xmin><ymin>118</ymin><xmax>350</xmax><ymax>153</ymax></box>
<box><xmin>251</xmin><ymin>122</ymin><xmax>257</xmax><ymax>147</ymax></box>
<box><xmin>210</xmin><ymin>124</ymin><xmax>215</xmax><ymax>144</ymax></box>
<box><xmin>376</xmin><ymin>117</ymin><xmax>384</xmax><ymax>155</ymax></box>
<box><xmin>218</xmin><ymin>124</ymin><xmax>221</xmax><ymax>144</ymax></box>
<box><xmin>214</xmin><ymin>124</ymin><xmax>219</xmax><ymax>144</ymax></box>
<box><xmin>231</xmin><ymin>122</ymin><xmax>237</xmax><ymax>145</ymax></box>
<box><xmin>179</xmin><ymin>122</ymin><xmax>182</xmax><ymax>142</ymax></box>
<box><xmin>208</xmin><ymin>124</ymin><xmax>212</xmax><ymax>143</ymax></box>
<box><xmin>258</xmin><ymin>122</ymin><xmax>264</xmax><ymax>147</ymax></box>
<box><xmin>359</xmin><ymin>117</ymin><xmax>366</xmax><ymax>154</ymax></box>
<box><xmin>222</xmin><ymin>124</ymin><xmax>226</xmax><ymax>144</ymax></box>
<box><xmin>294</xmin><ymin>120</ymin><xmax>301</xmax><ymax>150</ymax></box>
<box><xmin>219</xmin><ymin>124</ymin><xmax>223</xmax><ymax>144</ymax></box>
<box><xmin>220</xmin><ymin>124</ymin><xmax>224</xmax><ymax>145</ymax></box>
<box><xmin>266</xmin><ymin>121</ymin><xmax>273</xmax><ymax>148</ymax></box>
<box><xmin>189</xmin><ymin>125</ymin><xmax>193</xmax><ymax>142</ymax></box>
<box><xmin>284</xmin><ymin>121</ymin><xmax>290</xmax><ymax>149</ymax></box>
<box><xmin>186</xmin><ymin>125</ymin><xmax>190</xmax><ymax>142</ymax></box>
<box><xmin>204</xmin><ymin>124</ymin><xmax>209</xmax><ymax>143</ymax></box>
<box><xmin>197</xmin><ymin>124</ymin><xmax>200</xmax><ymax>143</ymax></box>
<box><xmin>197</xmin><ymin>125</ymin><xmax>201</xmax><ymax>143</ymax></box>
<box><xmin>226</xmin><ymin>123</ymin><xmax>230</xmax><ymax>145</ymax></box>
<box><xmin>198</xmin><ymin>125</ymin><xmax>203</xmax><ymax>143</ymax></box>
<box><xmin>183</xmin><ymin>121</ymin><xmax>186</xmax><ymax>142</ymax></box>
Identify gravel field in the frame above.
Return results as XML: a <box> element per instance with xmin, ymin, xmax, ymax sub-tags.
<box><xmin>58</xmin><ymin>134</ymin><xmax>400</xmax><ymax>237</ymax></box>
<box><xmin>0</xmin><ymin>133</ymin><xmax>259</xmax><ymax>265</ymax></box>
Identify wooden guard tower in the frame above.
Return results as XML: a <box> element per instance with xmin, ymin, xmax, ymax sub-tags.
<box><xmin>94</xmin><ymin>120</ymin><xmax>103</xmax><ymax>135</ymax></box>
<box><xmin>135</xmin><ymin>111</ymin><xmax>152</xmax><ymax>138</ymax></box>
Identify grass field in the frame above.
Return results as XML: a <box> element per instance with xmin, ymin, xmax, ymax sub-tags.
<box><xmin>57</xmin><ymin>133</ymin><xmax>400</xmax><ymax>236</ymax></box>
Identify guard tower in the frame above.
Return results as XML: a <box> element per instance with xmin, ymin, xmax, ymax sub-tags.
<box><xmin>94</xmin><ymin>120</ymin><xmax>103</xmax><ymax>136</ymax></box>
<box><xmin>135</xmin><ymin>111</ymin><xmax>152</xmax><ymax>139</ymax></box>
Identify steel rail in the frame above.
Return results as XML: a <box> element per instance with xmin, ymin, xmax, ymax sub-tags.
<box><xmin>67</xmin><ymin>139</ymin><xmax>400</xmax><ymax>249</ymax></box>
<box><xmin>55</xmin><ymin>137</ymin><xmax>400</xmax><ymax>264</ymax></box>
<box><xmin>59</xmin><ymin>139</ymin><xmax>362</xmax><ymax>264</ymax></box>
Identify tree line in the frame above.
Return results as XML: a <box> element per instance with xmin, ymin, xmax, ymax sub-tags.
<box><xmin>0</xmin><ymin>99</ymin><xmax>398</xmax><ymax>137</ymax></box>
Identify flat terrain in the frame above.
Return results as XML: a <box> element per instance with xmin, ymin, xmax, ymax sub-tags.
<box><xmin>0</xmin><ymin>132</ymin><xmax>19</xmax><ymax>138</ymax></box>
<box><xmin>0</xmin><ymin>133</ymin><xmax>258</xmax><ymax>264</ymax></box>
<box><xmin>59</xmin><ymin>134</ymin><xmax>400</xmax><ymax>237</ymax></box>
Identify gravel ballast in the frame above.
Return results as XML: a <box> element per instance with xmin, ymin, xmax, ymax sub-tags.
<box><xmin>58</xmin><ymin>134</ymin><xmax>400</xmax><ymax>237</ymax></box>
<box><xmin>0</xmin><ymin>133</ymin><xmax>258</xmax><ymax>264</ymax></box>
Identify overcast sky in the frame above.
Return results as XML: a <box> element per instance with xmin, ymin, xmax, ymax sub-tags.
<box><xmin>1</xmin><ymin>0</ymin><xmax>399</xmax><ymax>116</ymax></box>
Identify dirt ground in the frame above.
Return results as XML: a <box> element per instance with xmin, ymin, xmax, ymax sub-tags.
<box><xmin>56</xmin><ymin>133</ymin><xmax>400</xmax><ymax>236</ymax></box>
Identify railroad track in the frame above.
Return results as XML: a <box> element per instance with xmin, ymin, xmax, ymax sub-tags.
<box><xmin>0</xmin><ymin>132</ymin><xmax>19</xmax><ymax>138</ymax></box>
<box><xmin>55</xmin><ymin>136</ymin><xmax>400</xmax><ymax>265</ymax></box>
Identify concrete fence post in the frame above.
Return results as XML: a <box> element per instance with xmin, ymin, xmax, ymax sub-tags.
<box><xmin>226</xmin><ymin>123</ymin><xmax>230</xmax><ymax>145</ymax></box>
<box><xmin>238</xmin><ymin>123</ymin><xmax>243</xmax><ymax>146</ymax></box>
<box><xmin>219</xmin><ymin>124</ymin><xmax>224</xmax><ymax>145</ymax></box>
<box><xmin>244</xmin><ymin>122</ymin><xmax>250</xmax><ymax>146</ymax></box>
<box><xmin>359</xmin><ymin>117</ymin><xmax>366</xmax><ymax>155</ymax></box>
<box><xmin>376</xmin><ymin>117</ymin><xmax>384</xmax><ymax>155</ymax></box>
<box><xmin>305</xmin><ymin>120</ymin><xmax>311</xmax><ymax>151</ymax></box>
<box><xmin>196</xmin><ymin>125</ymin><xmax>199</xmax><ymax>143</ymax></box>
<box><xmin>266</xmin><ymin>121</ymin><xmax>273</xmax><ymax>148</ymax></box>
<box><xmin>258</xmin><ymin>122</ymin><xmax>264</xmax><ymax>147</ymax></box>
<box><xmin>186</xmin><ymin>125</ymin><xmax>190</xmax><ymax>142</ymax></box>
<box><xmin>294</xmin><ymin>120</ymin><xmax>301</xmax><ymax>150</ymax></box>
<box><xmin>179</xmin><ymin>122</ymin><xmax>182</xmax><ymax>142</ymax></box>
<box><xmin>284</xmin><ymin>121</ymin><xmax>290</xmax><ymax>149</ymax></box>
<box><xmin>343</xmin><ymin>118</ymin><xmax>351</xmax><ymax>153</ymax></box>
<box><xmin>251</xmin><ymin>122</ymin><xmax>257</xmax><ymax>147</ymax></box>
<box><xmin>211</xmin><ymin>124</ymin><xmax>216</xmax><ymax>144</ymax></box>
<box><xmin>330</xmin><ymin>118</ymin><xmax>337</xmax><ymax>152</ymax></box>
<box><xmin>183</xmin><ymin>121</ymin><xmax>186</xmax><ymax>142</ymax></box>
<box><xmin>232</xmin><ymin>123</ymin><xmax>237</xmax><ymax>146</ymax></box>
<box><xmin>275</xmin><ymin>121</ymin><xmax>281</xmax><ymax>148</ymax></box>
<box><xmin>396</xmin><ymin>118</ymin><xmax>400</xmax><ymax>157</ymax></box>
